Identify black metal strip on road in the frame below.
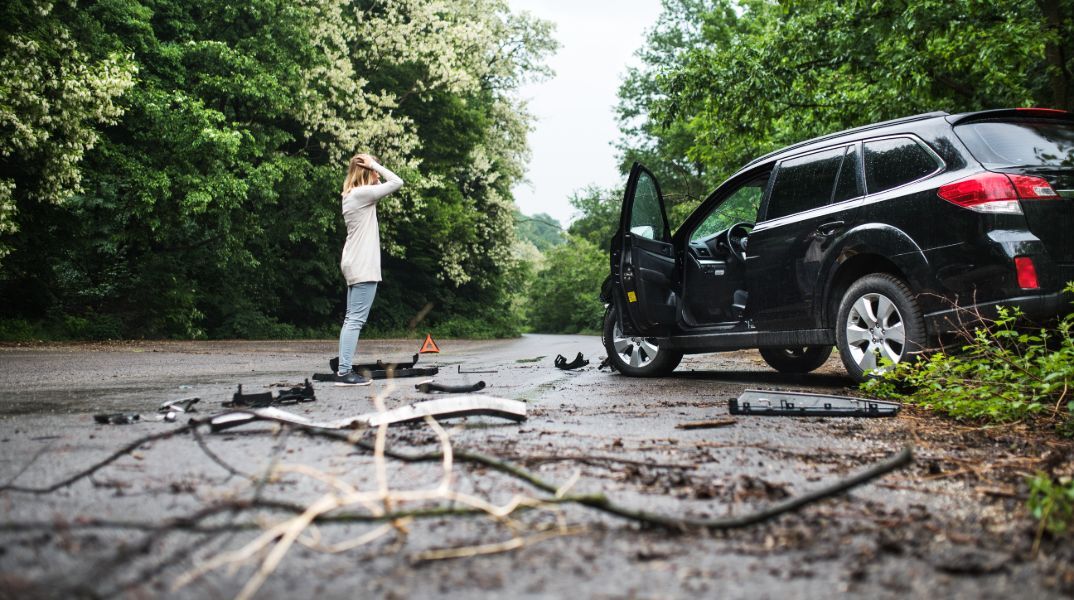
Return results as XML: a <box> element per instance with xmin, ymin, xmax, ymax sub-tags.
<box><xmin>729</xmin><ymin>388</ymin><xmax>900</xmax><ymax>417</ymax></box>
<box><xmin>311</xmin><ymin>367</ymin><xmax>440</xmax><ymax>382</ymax></box>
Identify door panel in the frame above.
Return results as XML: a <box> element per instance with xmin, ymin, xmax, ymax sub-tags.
<box><xmin>618</xmin><ymin>164</ymin><xmax>676</xmax><ymax>335</ymax></box>
<box><xmin>748</xmin><ymin>145</ymin><xmax>862</xmax><ymax>329</ymax></box>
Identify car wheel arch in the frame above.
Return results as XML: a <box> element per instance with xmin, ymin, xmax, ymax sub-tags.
<box><xmin>817</xmin><ymin>224</ymin><xmax>932</xmax><ymax>327</ymax></box>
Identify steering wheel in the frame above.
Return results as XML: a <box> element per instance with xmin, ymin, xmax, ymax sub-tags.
<box><xmin>723</xmin><ymin>222</ymin><xmax>753</xmax><ymax>263</ymax></box>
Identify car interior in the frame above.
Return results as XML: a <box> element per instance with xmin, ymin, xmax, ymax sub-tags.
<box><xmin>680</xmin><ymin>173</ymin><xmax>770</xmax><ymax>327</ymax></box>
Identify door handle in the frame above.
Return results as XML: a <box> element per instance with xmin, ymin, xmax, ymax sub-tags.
<box><xmin>815</xmin><ymin>221</ymin><xmax>845</xmax><ymax>237</ymax></box>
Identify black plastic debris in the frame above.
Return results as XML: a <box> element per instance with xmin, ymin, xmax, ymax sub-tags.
<box><xmin>224</xmin><ymin>379</ymin><xmax>316</xmax><ymax>408</ymax></box>
<box><xmin>729</xmin><ymin>389</ymin><xmax>900</xmax><ymax>417</ymax></box>
<box><xmin>554</xmin><ymin>352</ymin><xmax>589</xmax><ymax>370</ymax></box>
<box><xmin>94</xmin><ymin>413</ymin><xmax>140</xmax><ymax>425</ymax></box>
<box><xmin>160</xmin><ymin>397</ymin><xmax>199</xmax><ymax>414</ymax></box>
<box><xmin>312</xmin><ymin>355</ymin><xmax>439</xmax><ymax>381</ymax></box>
<box><xmin>330</xmin><ymin>353</ymin><xmax>421</xmax><ymax>373</ymax></box>
<box><xmin>416</xmin><ymin>381</ymin><xmax>486</xmax><ymax>394</ymax></box>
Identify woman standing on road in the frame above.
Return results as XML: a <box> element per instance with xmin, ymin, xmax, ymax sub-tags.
<box><xmin>335</xmin><ymin>153</ymin><xmax>404</xmax><ymax>386</ymax></box>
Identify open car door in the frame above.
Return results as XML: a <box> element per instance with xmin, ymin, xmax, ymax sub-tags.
<box><xmin>613</xmin><ymin>163</ymin><xmax>677</xmax><ymax>336</ymax></box>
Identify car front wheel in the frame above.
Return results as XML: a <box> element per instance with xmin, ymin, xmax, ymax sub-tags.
<box><xmin>835</xmin><ymin>273</ymin><xmax>926</xmax><ymax>382</ymax></box>
<box><xmin>602</xmin><ymin>306</ymin><xmax>683</xmax><ymax>377</ymax></box>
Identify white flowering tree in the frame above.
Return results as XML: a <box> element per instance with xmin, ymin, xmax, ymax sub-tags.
<box><xmin>0</xmin><ymin>0</ymin><xmax>555</xmax><ymax>338</ymax></box>
<box><xmin>0</xmin><ymin>0</ymin><xmax>136</xmax><ymax>258</ymax></box>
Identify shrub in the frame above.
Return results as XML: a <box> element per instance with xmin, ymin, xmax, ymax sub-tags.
<box><xmin>527</xmin><ymin>237</ymin><xmax>606</xmax><ymax>334</ymax></box>
<box><xmin>862</xmin><ymin>284</ymin><xmax>1074</xmax><ymax>436</ymax></box>
<box><xmin>1028</xmin><ymin>472</ymin><xmax>1074</xmax><ymax>538</ymax></box>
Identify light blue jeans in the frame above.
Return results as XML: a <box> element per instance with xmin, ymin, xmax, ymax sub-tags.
<box><xmin>337</xmin><ymin>282</ymin><xmax>378</xmax><ymax>374</ymax></box>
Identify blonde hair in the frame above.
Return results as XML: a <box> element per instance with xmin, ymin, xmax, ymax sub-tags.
<box><xmin>342</xmin><ymin>154</ymin><xmax>380</xmax><ymax>194</ymax></box>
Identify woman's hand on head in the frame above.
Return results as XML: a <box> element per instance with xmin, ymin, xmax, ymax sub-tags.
<box><xmin>354</xmin><ymin>154</ymin><xmax>378</xmax><ymax>170</ymax></box>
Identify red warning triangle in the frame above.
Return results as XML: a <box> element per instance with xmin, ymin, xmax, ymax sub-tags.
<box><xmin>419</xmin><ymin>333</ymin><xmax>441</xmax><ymax>354</ymax></box>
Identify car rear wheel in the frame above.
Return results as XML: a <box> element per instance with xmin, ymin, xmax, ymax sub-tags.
<box><xmin>602</xmin><ymin>306</ymin><xmax>683</xmax><ymax>377</ymax></box>
<box><xmin>759</xmin><ymin>346</ymin><xmax>833</xmax><ymax>374</ymax></box>
<box><xmin>835</xmin><ymin>273</ymin><xmax>926</xmax><ymax>382</ymax></box>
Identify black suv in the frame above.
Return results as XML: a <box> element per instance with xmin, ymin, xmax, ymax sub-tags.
<box><xmin>600</xmin><ymin>108</ymin><xmax>1074</xmax><ymax>381</ymax></box>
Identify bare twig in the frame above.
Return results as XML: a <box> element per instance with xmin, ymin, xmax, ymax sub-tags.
<box><xmin>0</xmin><ymin>425</ymin><xmax>193</xmax><ymax>494</ymax></box>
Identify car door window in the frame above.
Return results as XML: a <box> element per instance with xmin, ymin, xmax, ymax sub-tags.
<box><xmin>864</xmin><ymin>137</ymin><xmax>941</xmax><ymax>194</ymax></box>
<box><xmin>629</xmin><ymin>171</ymin><xmax>666</xmax><ymax>240</ymax></box>
<box><xmin>831</xmin><ymin>144</ymin><xmax>863</xmax><ymax>203</ymax></box>
<box><xmin>766</xmin><ymin>147</ymin><xmax>846</xmax><ymax>220</ymax></box>
<box><xmin>691</xmin><ymin>179</ymin><xmax>766</xmax><ymax>242</ymax></box>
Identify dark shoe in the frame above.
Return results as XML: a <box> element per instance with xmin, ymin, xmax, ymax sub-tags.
<box><xmin>334</xmin><ymin>372</ymin><xmax>372</xmax><ymax>387</ymax></box>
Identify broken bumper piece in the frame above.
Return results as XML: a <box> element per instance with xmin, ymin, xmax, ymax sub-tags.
<box><xmin>729</xmin><ymin>389</ymin><xmax>900</xmax><ymax>417</ymax></box>
<box><xmin>204</xmin><ymin>395</ymin><xmax>527</xmax><ymax>432</ymax></box>
<box><xmin>554</xmin><ymin>352</ymin><xmax>589</xmax><ymax>370</ymax></box>
<box><xmin>314</xmin><ymin>355</ymin><xmax>438</xmax><ymax>381</ymax></box>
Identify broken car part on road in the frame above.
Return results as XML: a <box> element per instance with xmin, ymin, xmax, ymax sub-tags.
<box><xmin>159</xmin><ymin>397</ymin><xmax>199</xmax><ymax>414</ymax></box>
<box><xmin>93</xmin><ymin>413</ymin><xmax>141</xmax><ymax>425</ymax></box>
<box><xmin>331</xmin><ymin>353</ymin><xmax>421</xmax><ymax>372</ymax></box>
<box><xmin>554</xmin><ymin>352</ymin><xmax>590</xmax><ymax>370</ymax></box>
<box><xmin>204</xmin><ymin>395</ymin><xmax>527</xmax><ymax>433</ymax></box>
<box><xmin>416</xmin><ymin>381</ymin><xmax>487</xmax><ymax>394</ymax></box>
<box><xmin>223</xmin><ymin>379</ymin><xmax>316</xmax><ymax>408</ymax></box>
<box><xmin>730</xmin><ymin>389</ymin><xmax>900</xmax><ymax>417</ymax></box>
<box><xmin>313</xmin><ymin>354</ymin><xmax>439</xmax><ymax>381</ymax></box>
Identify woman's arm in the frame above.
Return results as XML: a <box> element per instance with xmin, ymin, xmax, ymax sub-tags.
<box><xmin>345</xmin><ymin>158</ymin><xmax>403</xmax><ymax>207</ymax></box>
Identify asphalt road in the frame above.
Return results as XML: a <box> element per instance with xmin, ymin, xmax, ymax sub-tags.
<box><xmin>0</xmin><ymin>335</ymin><xmax>1071</xmax><ymax>599</ymax></box>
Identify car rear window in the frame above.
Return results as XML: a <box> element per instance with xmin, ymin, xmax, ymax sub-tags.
<box><xmin>955</xmin><ymin>119</ymin><xmax>1074</xmax><ymax>168</ymax></box>
<box><xmin>766</xmin><ymin>147</ymin><xmax>846</xmax><ymax>220</ymax></box>
<box><xmin>864</xmin><ymin>137</ymin><xmax>940</xmax><ymax>195</ymax></box>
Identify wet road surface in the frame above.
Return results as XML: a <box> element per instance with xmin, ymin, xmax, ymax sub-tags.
<box><xmin>0</xmin><ymin>335</ymin><xmax>1071</xmax><ymax>598</ymax></box>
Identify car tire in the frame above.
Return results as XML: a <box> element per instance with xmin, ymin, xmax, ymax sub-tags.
<box><xmin>759</xmin><ymin>346</ymin><xmax>833</xmax><ymax>374</ymax></box>
<box><xmin>835</xmin><ymin>273</ymin><xmax>926</xmax><ymax>382</ymax></box>
<box><xmin>602</xmin><ymin>306</ymin><xmax>683</xmax><ymax>377</ymax></box>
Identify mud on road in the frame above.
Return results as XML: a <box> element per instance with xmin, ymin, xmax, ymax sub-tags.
<box><xmin>0</xmin><ymin>335</ymin><xmax>1071</xmax><ymax>599</ymax></box>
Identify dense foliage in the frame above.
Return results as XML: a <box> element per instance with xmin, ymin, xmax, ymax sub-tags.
<box><xmin>618</xmin><ymin>0</ymin><xmax>1074</xmax><ymax>206</ymax></box>
<box><xmin>527</xmin><ymin>236</ymin><xmax>606</xmax><ymax>334</ymax></box>
<box><xmin>514</xmin><ymin>210</ymin><xmax>565</xmax><ymax>252</ymax></box>
<box><xmin>0</xmin><ymin>0</ymin><xmax>555</xmax><ymax>339</ymax></box>
<box><xmin>862</xmin><ymin>299</ymin><xmax>1074</xmax><ymax>436</ymax></box>
<box><xmin>1028</xmin><ymin>472</ymin><xmax>1074</xmax><ymax>538</ymax></box>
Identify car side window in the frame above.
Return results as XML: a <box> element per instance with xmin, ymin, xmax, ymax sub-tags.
<box><xmin>831</xmin><ymin>144</ymin><xmax>863</xmax><ymax>203</ymax></box>
<box><xmin>690</xmin><ymin>178</ymin><xmax>766</xmax><ymax>242</ymax></box>
<box><xmin>864</xmin><ymin>137</ymin><xmax>940</xmax><ymax>194</ymax></box>
<box><xmin>766</xmin><ymin>147</ymin><xmax>846</xmax><ymax>220</ymax></box>
<box><xmin>629</xmin><ymin>171</ymin><xmax>665</xmax><ymax>240</ymax></box>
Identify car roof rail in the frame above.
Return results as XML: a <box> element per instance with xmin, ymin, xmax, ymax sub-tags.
<box><xmin>742</xmin><ymin>111</ymin><xmax>950</xmax><ymax>168</ymax></box>
<box><xmin>947</xmin><ymin>107</ymin><xmax>1074</xmax><ymax>125</ymax></box>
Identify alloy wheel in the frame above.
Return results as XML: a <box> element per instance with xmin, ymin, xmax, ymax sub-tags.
<box><xmin>611</xmin><ymin>319</ymin><xmax>660</xmax><ymax>368</ymax></box>
<box><xmin>844</xmin><ymin>292</ymin><xmax>907</xmax><ymax>373</ymax></box>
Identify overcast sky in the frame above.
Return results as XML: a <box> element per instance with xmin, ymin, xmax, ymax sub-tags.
<box><xmin>507</xmin><ymin>0</ymin><xmax>664</xmax><ymax>225</ymax></box>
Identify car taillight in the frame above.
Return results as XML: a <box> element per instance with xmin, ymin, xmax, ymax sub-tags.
<box><xmin>1014</xmin><ymin>256</ymin><xmax>1039</xmax><ymax>289</ymax></box>
<box><xmin>937</xmin><ymin>173</ymin><xmax>1058</xmax><ymax>214</ymax></box>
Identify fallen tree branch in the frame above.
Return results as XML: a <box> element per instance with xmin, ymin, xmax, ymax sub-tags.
<box><xmin>0</xmin><ymin>425</ymin><xmax>193</xmax><ymax>494</ymax></box>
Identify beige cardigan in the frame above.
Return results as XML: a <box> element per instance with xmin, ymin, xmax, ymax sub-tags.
<box><xmin>339</xmin><ymin>161</ymin><xmax>403</xmax><ymax>284</ymax></box>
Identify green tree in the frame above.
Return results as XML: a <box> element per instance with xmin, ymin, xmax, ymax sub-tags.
<box><xmin>0</xmin><ymin>0</ymin><xmax>556</xmax><ymax>339</ymax></box>
<box><xmin>528</xmin><ymin>236</ymin><xmax>606</xmax><ymax>334</ymax></box>
<box><xmin>0</xmin><ymin>0</ymin><xmax>137</xmax><ymax>259</ymax></box>
<box><xmin>566</xmin><ymin>185</ymin><xmax>620</xmax><ymax>249</ymax></box>
<box><xmin>514</xmin><ymin>210</ymin><xmax>566</xmax><ymax>252</ymax></box>
<box><xmin>620</xmin><ymin>0</ymin><xmax>1074</xmax><ymax>186</ymax></box>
